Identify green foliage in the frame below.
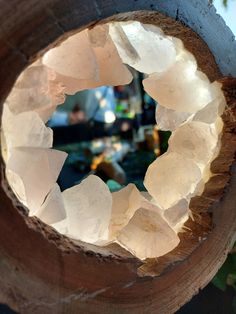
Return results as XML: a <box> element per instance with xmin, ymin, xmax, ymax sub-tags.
<box><xmin>212</xmin><ymin>253</ymin><xmax>236</xmax><ymax>291</ymax></box>
<box><xmin>212</xmin><ymin>243</ymin><xmax>236</xmax><ymax>312</ymax></box>
<box><xmin>223</xmin><ymin>0</ymin><xmax>228</xmax><ymax>7</ymax></box>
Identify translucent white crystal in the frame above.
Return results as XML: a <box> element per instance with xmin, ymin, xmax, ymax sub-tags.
<box><xmin>88</xmin><ymin>25</ymin><xmax>109</xmax><ymax>48</ymax></box>
<box><xmin>168</xmin><ymin>121</ymin><xmax>218</xmax><ymax>166</ymax></box>
<box><xmin>2</xmin><ymin>105</ymin><xmax>53</xmax><ymax>161</ymax></box>
<box><xmin>5</xmin><ymin>63</ymin><xmax>65</xmax><ymax>121</ymax></box>
<box><xmin>47</xmin><ymin>67</ymin><xmax>67</xmax><ymax>106</ymax></box>
<box><xmin>48</xmin><ymin>28</ymin><xmax>132</xmax><ymax>95</ymax></box>
<box><xmin>62</xmin><ymin>175</ymin><xmax>112</xmax><ymax>244</ymax></box>
<box><xmin>144</xmin><ymin>152</ymin><xmax>202</xmax><ymax>209</ymax></box>
<box><xmin>156</xmin><ymin>104</ymin><xmax>192</xmax><ymax>131</ymax></box>
<box><xmin>109</xmin><ymin>21</ymin><xmax>177</xmax><ymax>74</ymax></box>
<box><xmin>193</xmin><ymin>82</ymin><xmax>226</xmax><ymax>124</ymax></box>
<box><xmin>43</xmin><ymin>31</ymin><xmax>98</xmax><ymax>80</ymax></box>
<box><xmin>164</xmin><ymin>199</ymin><xmax>190</xmax><ymax>232</ymax></box>
<box><xmin>34</xmin><ymin>104</ymin><xmax>58</xmax><ymax>123</ymax></box>
<box><xmin>117</xmin><ymin>208</ymin><xmax>180</xmax><ymax>260</ymax></box>
<box><xmin>88</xmin><ymin>31</ymin><xmax>133</xmax><ymax>87</ymax></box>
<box><xmin>6</xmin><ymin>85</ymin><xmax>51</xmax><ymax>116</ymax></box>
<box><xmin>6</xmin><ymin>147</ymin><xmax>67</xmax><ymax>214</ymax></box>
<box><xmin>6</xmin><ymin>169</ymin><xmax>27</xmax><ymax>206</ymax></box>
<box><xmin>1</xmin><ymin>130</ymin><xmax>8</xmax><ymax>163</ymax></box>
<box><xmin>33</xmin><ymin>184</ymin><xmax>66</xmax><ymax>224</ymax></box>
<box><xmin>143</xmin><ymin>58</ymin><xmax>214</xmax><ymax>113</ymax></box>
<box><xmin>109</xmin><ymin>184</ymin><xmax>142</xmax><ymax>240</ymax></box>
<box><xmin>51</xmin><ymin>219</ymin><xmax>68</xmax><ymax>235</ymax></box>
<box><xmin>15</xmin><ymin>64</ymin><xmax>48</xmax><ymax>89</ymax></box>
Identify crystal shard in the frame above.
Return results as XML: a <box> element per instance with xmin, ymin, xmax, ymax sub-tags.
<box><xmin>33</xmin><ymin>184</ymin><xmax>66</xmax><ymax>225</ymax></box>
<box><xmin>144</xmin><ymin>152</ymin><xmax>202</xmax><ymax>209</ymax></box>
<box><xmin>43</xmin><ymin>31</ymin><xmax>98</xmax><ymax>80</ymax></box>
<box><xmin>88</xmin><ymin>25</ymin><xmax>109</xmax><ymax>48</ymax></box>
<box><xmin>88</xmin><ymin>30</ymin><xmax>133</xmax><ymax>87</ymax></box>
<box><xmin>5</xmin><ymin>63</ymin><xmax>65</xmax><ymax>122</ymax></box>
<box><xmin>6</xmin><ymin>147</ymin><xmax>67</xmax><ymax>214</ymax></box>
<box><xmin>48</xmin><ymin>27</ymin><xmax>132</xmax><ymax>95</ymax></box>
<box><xmin>2</xmin><ymin>105</ymin><xmax>53</xmax><ymax>162</ymax></box>
<box><xmin>6</xmin><ymin>84</ymin><xmax>51</xmax><ymax>116</ymax></box>
<box><xmin>155</xmin><ymin>105</ymin><xmax>192</xmax><ymax>131</ymax></box>
<box><xmin>193</xmin><ymin>82</ymin><xmax>226</xmax><ymax>124</ymax></box>
<box><xmin>51</xmin><ymin>219</ymin><xmax>68</xmax><ymax>235</ymax></box>
<box><xmin>109</xmin><ymin>21</ymin><xmax>177</xmax><ymax>74</ymax></box>
<box><xmin>164</xmin><ymin>199</ymin><xmax>190</xmax><ymax>232</ymax></box>
<box><xmin>109</xmin><ymin>184</ymin><xmax>142</xmax><ymax>240</ymax></box>
<box><xmin>117</xmin><ymin>208</ymin><xmax>180</xmax><ymax>260</ymax></box>
<box><xmin>168</xmin><ymin>121</ymin><xmax>218</xmax><ymax>166</ymax></box>
<box><xmin>143</xmin><ymin>59</ymin><xmax>214</xmax><ymax>113</ymax></box>
<box><xmin>62</xmin><ymin>175</ymin><xmax>112</xmax><ymax>244</ymax></box>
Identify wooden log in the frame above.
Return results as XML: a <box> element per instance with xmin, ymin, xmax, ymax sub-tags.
<box><xmin>0</xmin><ymin>1</ymin><xmax>235</xmax><ymax>313</ymax></box>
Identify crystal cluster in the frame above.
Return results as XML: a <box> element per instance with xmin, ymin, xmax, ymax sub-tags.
<box><xmin>42</xmin><ymin>25</ymin><xmax>133</xmax><ymax>95</ymax></box>
<box><xmin>1</xmin><ymin>21</ymin><xmax>226</xmax><ymax>260</ymax></box>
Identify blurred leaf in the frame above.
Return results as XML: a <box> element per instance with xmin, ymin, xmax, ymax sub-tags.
<box><xmin>223</xmin><ymin>0</ymin><xmax>228</xmax><ymax>7</ymax></box>
<box><xmin>212</xmin><ymin>254</ymin><xmax>235</xmax><ymax>291</ymax></box>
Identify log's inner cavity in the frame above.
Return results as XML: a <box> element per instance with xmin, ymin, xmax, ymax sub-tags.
<box><xmin>1</xmin><ymin>21</ymin><xmax>226</xmax><ymax>260</ymax></box>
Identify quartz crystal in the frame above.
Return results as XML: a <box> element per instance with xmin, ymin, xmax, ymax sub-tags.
<box><xmin>45</xmin><ymin>27</ymin><xmax>132</xmax><ymax>95</ymax></box>
<box><xmin>6</xmin><ymin>84</ymin><xmax>51</xmax><ymax>116</ymax></box>
<box><xmin>144</xmin><ymin>152</ymin><xmax>202</xmax><ymax>209</ymax></box>
<box><xmin>1</xmin><ymin>131</ymin><xmax>8</xmax><ymax>163</ymax></box>
<box><xmin>33</xmin><ymin>184</ymin><xmax>66</xmax><ymax>225</ymax></box>
<box><xmin>2</xmin><ymin>105</ymin><xmax>53</xmax><ymax>162</ymax></box>
<box><xmin>117</xmin><ymin>208</ymin><xmax>180</xmax><ymax>260</ymax></box>
<box><xmin>168</xmin><ymin>121</ymin><xmax>218</xmax><ymax>166</ymax></box>
<box><xmin>88</xmin><ymin>30</ymin><xmax>133</xmax><ymax>87</ymax></box>
<box><xmin>109</xmin><ymin>184</ymin><xmax>142</xmax><ymax>240</ymax></box>
<box><xmin>43</xmin><ymin>31</ymin><xmax>98</xmax><ymax>80</ymax></box>
<box><xmin>6</xmin><ymin>147</ymin><xmax>67</xmax><ymax>214</ymax></box>
<box><xmin>88</xmin><ymin>25</ymin><xmax>109</xmax><ymax>47</ymax></box>
<box><xmin>5</xmin><ymin>63</ymin><xmax>65</xmax><ymax>122</ymax></box>
<box><xmin>193</xmin><ymin>82</ymin><xmax>226</xmax><ymax>124</ymax></box>
<box><xmin>109</xmin><ymin>21</ymin><xmax>177</xmax><ymax>74</ymax></box>
<box><xmin>15</xmin><ymin>64</ymin><xmax>48</xmax><ymax>89</ymax></box>
<box><xmin>62</xmin><ymin>175</ymin><xmax>112</xmax><ymax>244</ymax></box>
<box><xmin>164</xmin><ymin>199</ymin><xmax>190</xmax><ymax>232</ymax></box>
<box><xmin>155</xmin><ymin>104</ymin><xmax>192</xmax><ymax>131</ymax></box>
<box><xmin>51</xmin><ymin>219</ymin><xmax>68</xmax><ymax>235</ymax></box>
<box><xmin>143</xmin><ymin>59</ymin><xmax>214</xmax><ymax>113</ymax></box>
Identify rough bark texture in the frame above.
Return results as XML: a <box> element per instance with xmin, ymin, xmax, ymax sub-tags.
<box><xmin>0</xmin><ymin>1</ymin><xmax>236</xmax><ymax>313</ymax></box>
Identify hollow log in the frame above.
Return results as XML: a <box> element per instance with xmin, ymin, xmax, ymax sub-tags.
<box><xmin>0</xmin><ymin>1</ymin><xmax>236</xmax><ymax>313</ymax></box>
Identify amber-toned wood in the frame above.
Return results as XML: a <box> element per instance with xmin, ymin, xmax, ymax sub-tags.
<box><xmin>0</xmin><ymin>2</ymin><xmax>235</xmax><ymax>313</ymax></box>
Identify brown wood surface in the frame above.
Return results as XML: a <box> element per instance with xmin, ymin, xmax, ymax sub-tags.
<box><xmin>0</xmin><ymin>2</ymin><xmax>235</xmax><ymax>313</ymax></box>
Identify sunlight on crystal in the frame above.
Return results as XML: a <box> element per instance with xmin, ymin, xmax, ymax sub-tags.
<box><xmin>62</xmin><ymin>175</ymin><xmax>112</xmax><ymax>245</ymax></box>
<box><xmin>42</xmin><ymin>25</ymin><xmax>132</xmax><ymax>95</ymax></box>
<box><xmin>6</xmin><ymin>147</ymin><xmax>67</xmax><ymax>215</ymax></box>
<box><xmin>109</xmin><ymin>21</ymin><xmax>177</xmax><ymax>74</ymax></box>
<box><xmin>1</xmin><ymin>20</ymin><xmax>226</xmax><ymax>260</ymax></box>
<box><xmin>117</xmin><ymin>208</ymin><xmax>180</xmax><ymax>260</ymax></box>
<box><xmin>33</xmin><ymin>184</ymin><xmax>66</xmax><ymax>225</ymax></box>
<box><xmin>144</xmin><ymin>152</ymin><xmax>202</xmax><ymax>209</ymax></box>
